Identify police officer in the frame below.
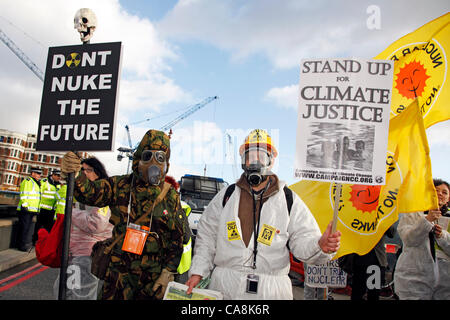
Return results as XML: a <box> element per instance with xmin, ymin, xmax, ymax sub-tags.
<box><xmin>17</xmin><ymin>167</ymin><xmax>42</xmax><ymax>251</ymax></box>
<box><xmin>36</xmin><ymin>169</ymin><xmax>61</xmax><ymax>236</ymax></box>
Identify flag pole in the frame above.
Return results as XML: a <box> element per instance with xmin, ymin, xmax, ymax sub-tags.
<box><xmin>331</xmin><ymin>136</ymin><xmax>345</xmax><ymax>233</ymax></box>
<box><xmin>58</xmin><ymin>17</ymin><xmax>93</xmax><ymax>298</ymax></box>
<box><xmin>332</xmin><ymin>183</ymin><xmax>341</xmax><ymax>234</ymax></box>
<box><xmin>58</xmin><ymin>170</ymin><xmax>75</xmax><ymax>300</ymax></box>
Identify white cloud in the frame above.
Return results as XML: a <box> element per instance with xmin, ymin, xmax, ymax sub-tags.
<box><xmin>170</xmin><ymin>120</ymin><xmax>225</xmax><ymax>166</ymax></box>
<box><xmin>0</xmin><ymin>0</ymin><xmax>188</xmax><ymax>136</ymax></box>
<box><xmin>426</xmin><ymin>121</ymin><xmax>450</xmax><ymax>146</ymax></box>
<box><xmin>119</xmin><ymin>77</ymin><xmax>190</xmax><ymax>112</ymax></box>
<box><xmin>265</xmin><ymin>84</ymin><xmax>298</xmax><ymax>110</ymax></box>
<box><xmin>159</xmin><ymin>0</ymin><xmax>449</xmax><ymax>69</ymax></box>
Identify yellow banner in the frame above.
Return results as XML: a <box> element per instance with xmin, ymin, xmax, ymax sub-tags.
<box><xmin>290</xmin><ymin>101</ymin><xmax>438</xmax><ymax>258</ymax></box>
<box><xmin>374</xmin><ymin>12</ymin><xmax>450</xmax><ymax>128</ymax></box>
<box><xmin>391</xmin><ymin>100</ymin><xmax>439</xmax><ymax>213</ymax></box>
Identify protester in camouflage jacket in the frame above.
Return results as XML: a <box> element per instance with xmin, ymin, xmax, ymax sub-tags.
<box><xmin>65</xmin><ymin>130</ymin><xmax>185</xmax><ymax>300</ymax></box>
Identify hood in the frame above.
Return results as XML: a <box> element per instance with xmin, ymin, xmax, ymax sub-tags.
<box><xmin>132</xmin><ymin>129</ymin><xmax>171</xmax><ymax>177</ymax></box>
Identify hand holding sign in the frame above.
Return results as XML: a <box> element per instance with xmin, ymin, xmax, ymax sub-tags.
<box><xmin>318</xmin><ymin>222</ymin><xmax>341</xmax><ymax>254</ymax></box>
<box><xmin>61</xmin><ymin>151</ymin><xmax>82</xmax><ymax>174</ymax></box>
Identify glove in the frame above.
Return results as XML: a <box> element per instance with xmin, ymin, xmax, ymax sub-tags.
<box><xmin>152</xmin><ymin>268</ymin><xmax>174</xmax><ymax>299</ymax></box>
<box><xmin>61</xmin><ymin>151</ymin><xmax>82</xmax><ymax>174</ymax></box>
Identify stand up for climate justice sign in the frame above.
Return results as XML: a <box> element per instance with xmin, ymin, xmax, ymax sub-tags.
<box><xmin>36</xmin><ymin>41</ymin><xmax>122</xmax><ymax>151</ymax></box>
<box><xmin>294</xmin><ymin>58</ymin><xmax>394</xmax><ymax>185</ymax></box>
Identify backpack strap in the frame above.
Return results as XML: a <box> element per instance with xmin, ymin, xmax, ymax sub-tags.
<box><xmin>222</xmin><ymin>183</ymin><xmax>236</xmax><ymax>207</ymax></box>
<box><xmin>283</xmin><ymin>186</ymin><xmax>293</xmax><ymax>216</ymax></box>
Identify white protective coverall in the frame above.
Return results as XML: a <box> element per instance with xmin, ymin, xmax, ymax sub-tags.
<box><xmin>394</xmin><ymin>212</ymin><xmax>450</xmax><ymax>300</ymax></box>
<box><xmin>189</xmin><ymin>180</ymin><xmax>333</xmax><ymax>300</ymax></box>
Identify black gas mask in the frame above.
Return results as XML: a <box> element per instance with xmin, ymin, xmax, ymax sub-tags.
<box><xmin>241</xmin><ymin>148</ymin><xmax>272</xmax><ymax>186</ymax></box>
<box><xmin>138</xmin><ymin>150</ymin><xmax>168</xmax><ymax>186</ymax></box>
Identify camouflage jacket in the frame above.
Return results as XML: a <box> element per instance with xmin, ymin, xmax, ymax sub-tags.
<box><xmin>74</xmin><ymin>173</ymin><xmax>185</xmax><ymax>273</ymax></box>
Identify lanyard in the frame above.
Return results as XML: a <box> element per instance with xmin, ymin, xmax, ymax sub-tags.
<box><xmin>125</xmin><ymin>177</ymin><xmax>159</xmax><ymax>239</ymax></box>
<box><xmin>250</xmin><ymin>180</ymin><xmax>270</xmax><ymax>270</ymax></box>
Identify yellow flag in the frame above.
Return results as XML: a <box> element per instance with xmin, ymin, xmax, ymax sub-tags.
<box><xmin>391</xmin><ymin>100</ymin><xmax>438</xmax><ymax>212</ymax></box>
<box><xmin>290</xmin><ymin>101</ymin><xmax>438</xmax><ymax>258</ymax></box>
<box><xmin>374</xmin><ymin>12</ymin><xmax>450</xmax><ymax>128</ymax></box>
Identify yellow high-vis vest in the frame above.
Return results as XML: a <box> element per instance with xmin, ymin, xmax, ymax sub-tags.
<box><xmin>17</xmin><ymin>177</ymin><xmax>41</xmax><ymax>213</ymax></box>
<box><xmin>54</xmin><ymin>184</ymin><xmax>67</xmax><ymax>219</ymax></box>
<box><xmin>39</xmin><ymin>178</ymin><xmax>59</xmax><ymax>211</ymax></box>
<box><xmin>177</xmin><ymin>201</ymin><xmax>192</xmax><ymax>274</ymax></box>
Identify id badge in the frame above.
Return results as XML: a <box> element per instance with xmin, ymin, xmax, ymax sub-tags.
<box><xmin>122</xmin><ymin>225</ymin><xmax>149</xmax><ymax>255</ymax></box>
<box><xmin>246</xmin><ymin>274</ymin><xmax>259</xmax><ymax>294</ymax></box>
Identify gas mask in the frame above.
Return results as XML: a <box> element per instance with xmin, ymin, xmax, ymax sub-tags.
<box><xmin>138</xmin><ymin>150</ymin><xmax>168</xmax><ymax>186</ymax></box>
<box><xmin>241</xmin><ymin>148</ymin><xmax>272</xmax><ymax>186</ymax></box>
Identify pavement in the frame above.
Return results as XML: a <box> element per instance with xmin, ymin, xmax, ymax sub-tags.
<box><xmin>0</xmin><ymin>248</ymin><xmax>37</xmax><ymax>273</ymax></box>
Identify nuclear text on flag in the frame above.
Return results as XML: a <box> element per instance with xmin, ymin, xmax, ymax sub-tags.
<box><xmin>373</xmin><ymin>12</ymin><xmax>450</xmax><ymax>128</ymax></box>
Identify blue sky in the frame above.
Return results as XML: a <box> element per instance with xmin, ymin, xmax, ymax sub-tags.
<box><xmin>0</xmin><ymin>0</ymin><xmax>449</xmax><ymax>186</ymax></box>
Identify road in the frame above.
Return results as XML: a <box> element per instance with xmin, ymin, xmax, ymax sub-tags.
<box><xmin>0</xmin><ymin>259</ymin><xmax>58</xmax><ymax>300</ymax></box>
<box><xmin>0</xmin><ymin>259</ymin><xmax>352</xmax><ymax>300</ymax></box>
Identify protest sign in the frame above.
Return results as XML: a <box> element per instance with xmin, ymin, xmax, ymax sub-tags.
<box><xmin>294</xmin><ymin>58</ymin><xmax>393</xmax><ymax>185</ymax></box>
<box><xmin>304</xmin><ymin>260</ymin><xmax>347</xmax><ymax>288</ymax></box>
<box><xmin>36</xmin><ymin>41</ymin><xmax>122</xmax><ymax>151</ymax></box>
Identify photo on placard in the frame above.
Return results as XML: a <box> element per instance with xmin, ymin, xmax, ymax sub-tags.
<box><xmin>305</xmin><ymin>122</ymin><xmax>374</xmax><ymax>171</ymax></box>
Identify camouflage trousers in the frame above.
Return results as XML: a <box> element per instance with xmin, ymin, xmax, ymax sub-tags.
<box><xmin>100</xmin><ymin>251</ymin><xmax>163</xmax><ymax>300</ymax></box>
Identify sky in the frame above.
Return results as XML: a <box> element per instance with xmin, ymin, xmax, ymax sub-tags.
<box><xmin>0</xmin><ymin>0</ymin><xmax>449</xmax><ymax>186</ymax></box>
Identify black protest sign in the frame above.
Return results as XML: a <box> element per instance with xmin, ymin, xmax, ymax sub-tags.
<box><xmin>36</xmin><ymin>42</ymin><xmax>122</xmax><ymax>151</ymax></box>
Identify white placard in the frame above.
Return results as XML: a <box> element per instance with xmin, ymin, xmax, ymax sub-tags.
<box><xmin>294</xmin><ymin>58</ymin><xmax>394</xmax><ymax>185</ymax></box>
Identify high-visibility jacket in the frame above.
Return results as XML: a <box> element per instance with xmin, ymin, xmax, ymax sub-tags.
<box><xmin>17</xmin><ymin>177</ymin><xmax>41</xmax><ymax>213</ymax></box>
<box><xmin>54</xmin><ymin>184</ymin><xmax>67</xmax><ymax>218</ymax></box>
<box><xmin>40</xmin><ymin>178</ymin><xmax>59</xmax><ymax>211</ymax></box>
<box><xmin>177</xmin><ymin>201</ymin><xmax>192</xmax><ymax>274</ymax></box>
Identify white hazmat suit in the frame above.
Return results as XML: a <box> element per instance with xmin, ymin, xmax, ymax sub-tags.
<box><xmin>189</xmin><ymin>180</ymin><xmax>333</xmax><ymax>300</ymax></box>
<box><xmin>394</xmin><ymin>212</ymin><xmax>450</xmax><ymax>300</ymax></box>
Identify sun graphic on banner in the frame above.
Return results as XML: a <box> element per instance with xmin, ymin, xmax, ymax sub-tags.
<box><xmin>349</xmin><ymin>185</ymin><xmax>382</xmax><ymax>213</ymax></box>
<box><xmin>395</xmin><ymin>60</ymin><xmax>430</xmax><ymax>100</ymax></box>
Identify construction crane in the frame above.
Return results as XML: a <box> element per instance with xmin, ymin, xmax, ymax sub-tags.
<box><xmin>0</xmin><ymin>28</ymin><xmax>44</xmax><ymax>81</ymax></box>
<box><xmin>160</xmin><ymin>96</ymin><xmax>218</xmax><ymax>132</ymax></box>
<box><xmin>117</xmin><ymin>96</ymin><xmax>219</xmax><ymax>172</ymax></box>
<box><xmin>1</xmin><ymin>26</ymin><xmax>220</xmax><ymax>172</ymax></box>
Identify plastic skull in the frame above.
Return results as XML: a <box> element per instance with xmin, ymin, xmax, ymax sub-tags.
<box><xmin>74</xmin><ymin>8</ymin><xmax>97</xmax><ymax>43</ymax></box>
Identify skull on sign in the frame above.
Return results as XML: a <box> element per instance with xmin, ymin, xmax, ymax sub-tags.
<box><xmin>74</xmin><ymin>8</ymin><xmax>97</xmax><ymax>43</ymax></box>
